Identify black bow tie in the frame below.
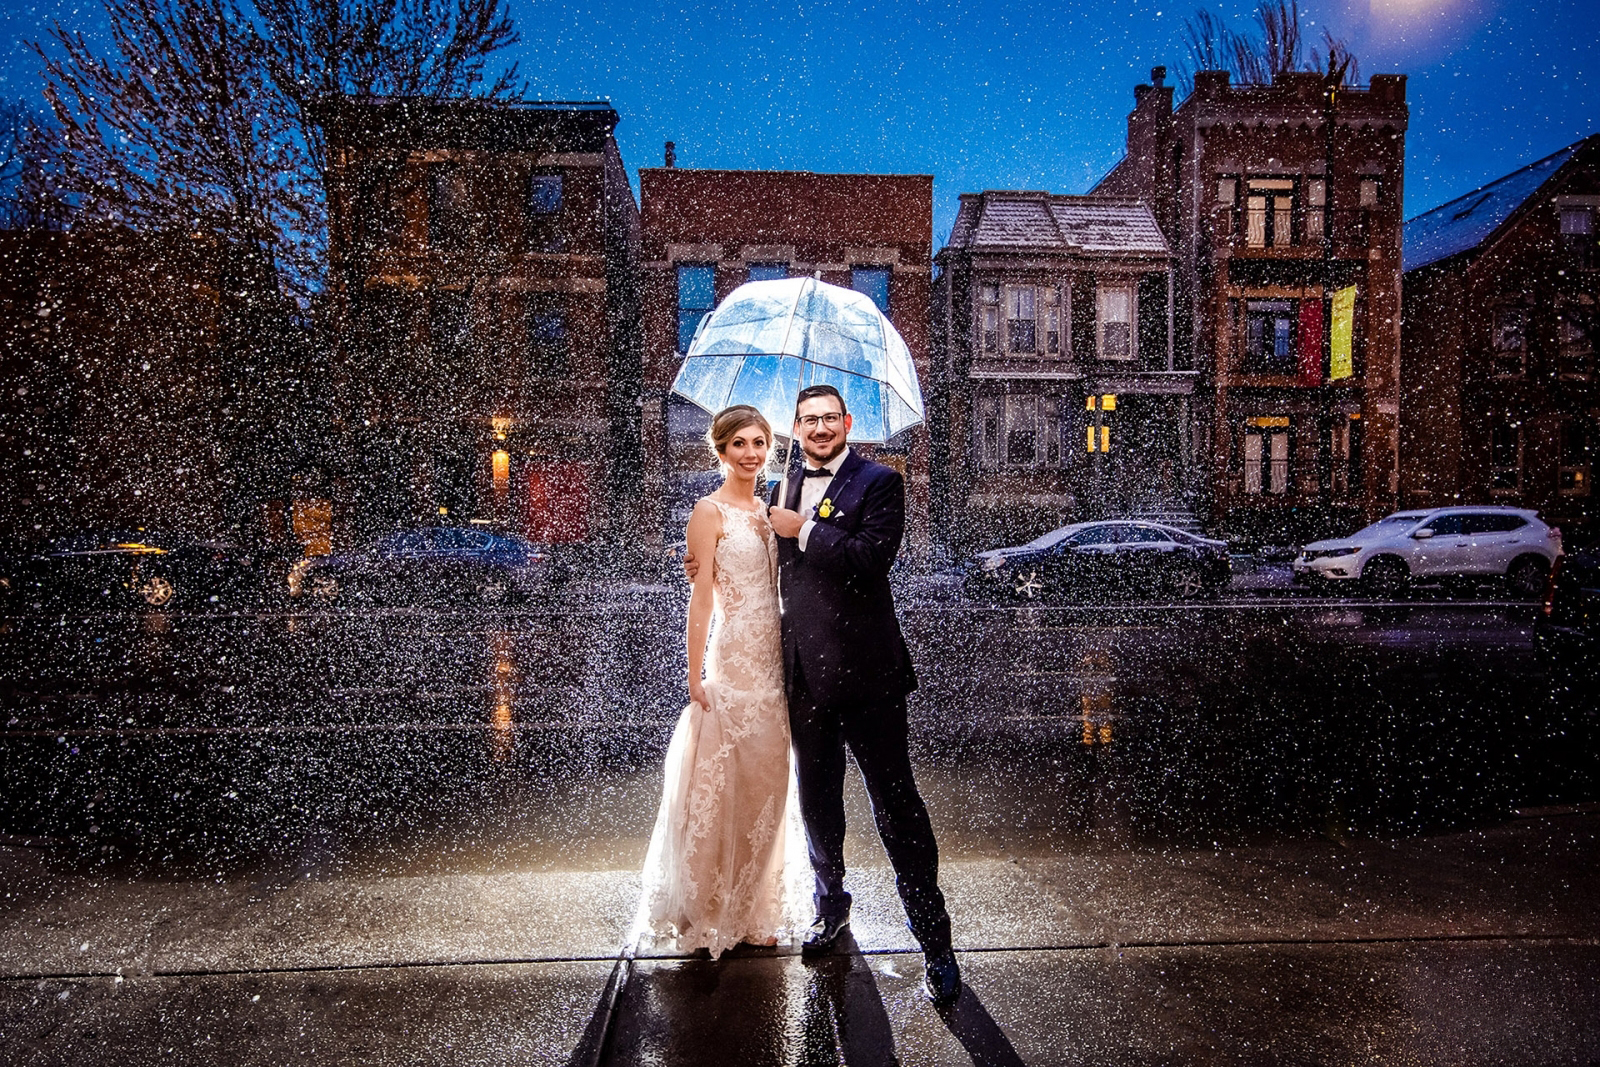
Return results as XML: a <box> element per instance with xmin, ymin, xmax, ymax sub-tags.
<box><xmin>803</xmin><ymin>467</ymin><xmax>834</xmax><ymax>478</ymax></box>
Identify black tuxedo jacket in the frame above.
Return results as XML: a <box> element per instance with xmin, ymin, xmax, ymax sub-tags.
<box><xmin>769</xmin><ymin>449</ymin><xmax>917</xmax><ymax>708</ymax></box>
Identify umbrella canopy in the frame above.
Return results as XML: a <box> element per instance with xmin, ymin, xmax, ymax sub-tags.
<box><xmin>669</xmin><ymin>277</ymin><xmax>924</xmax><ymax>443</ymax></box>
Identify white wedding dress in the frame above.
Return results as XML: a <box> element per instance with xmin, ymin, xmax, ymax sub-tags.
<box><xmin>636</xmin><ymin>498</ymin><xmax>802</xmax><ymax>956</ymax></box>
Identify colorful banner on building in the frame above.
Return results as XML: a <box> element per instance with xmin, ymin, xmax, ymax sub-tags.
<box><xmin>1298</xmin><ymin>299</ymin><xmax>1324</xmax><ymax>384</ymax></box>
<box><xmin>1329</xmin><ymin>286</ymin><xmax>1357</xmax><ymax>381</ymax></box>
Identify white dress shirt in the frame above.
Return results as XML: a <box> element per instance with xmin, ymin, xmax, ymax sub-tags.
<box><xmin>795</xmin><ymin>446</ymin><xmax>849</xmax><ymax>552</ymax></box>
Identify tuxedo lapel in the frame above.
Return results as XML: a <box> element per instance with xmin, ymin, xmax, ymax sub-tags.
<box><xmin>816</xmin><ymin>449</ymin><xmax>866</xmax><ymax>514</ymax></box>
<box><xmin>784</xmin><ymin>461</ymin><xmax>804</xmax><ymax>511</ymax></box>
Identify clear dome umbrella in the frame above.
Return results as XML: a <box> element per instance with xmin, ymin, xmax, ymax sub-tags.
<box><xmin>669</xmin><ymin>276</ymin><xmax>925</xmax><ymax>497</ymax></box>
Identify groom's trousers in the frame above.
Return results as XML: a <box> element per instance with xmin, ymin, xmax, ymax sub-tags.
<box><xmin>788</xmin><ymin>666</ymin><xmax>952</xmax><ymax>955</ymax></box>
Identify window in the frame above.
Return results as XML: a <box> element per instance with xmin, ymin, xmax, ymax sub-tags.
<box><xmin>1558</xmin><ymin>299</ymin><xmax>1594</xmax><ymax>378</ymax></box>
<box><xmin>429</xmin><ymin>164</ymin><xmax>471</xmax><ymax>249</ymax></box>
<box><xmin>1359</xmin><ymin>179</ymin><xmax>1379</xmax><ymax>208</ymax></box>
<box><xmin>979</xmin><ymin>283</ymin><xmax>1000</xmax><ymax>352</ymax></box>
<box><xmin>1043</xmin><ymin>286</ymin><xmax>1062</xmax><ymax>355</ymax></box>
<box><xmin>1460</xmin><ymin>513</ymin><xmax>1528</xmax><ymax>534</ymax></box>
<box><xmin>1490</xmin><ymin>424</ymin><xmax>1521</xmax><ymax>492</ymax></box>
<box><xmin>1007</xmin><ymin>286</ymin><xmax>1036</xmax><ymax>352</ymax></box>
<box><xmin>975</xmin><ymin>394</ymin><xmax>1063</xmax><ymax>470</ymax></box>
<box><xmin>1331</xmin><ymin>414</ymin><xmax>1363</xmax><ymax>498</ymax></box>
<box><xmin>1244</xmin><ymin>178</ymin><xmax>1295</xmax><ymax>248</ymax></box>
<box><xmin>1216</xmin><ymin>178</ymin><xmax>1236</xmax><ymax>204</ymax></box>
<box><xmin>1492</xmin><ymin>307</ymin><xmax>1526</xmax><ymax>376</ymax></box>
<box><xmin>431</xmin><ymin>289</ymin><xmax>469</xmax><ymax>356</ymax></box>
<box><xmin>851</xmin><ymin>266</ymin><xmax>890</xmax><ymax>312</ymax></box>
<box><xmin>1245</xmin><ymin>300</ymin><xmax>1298</xmax><ymax>372</ymax></box>
<box><xmin>676</xmin><ymin>265</ymin><xmax>715</xmax><ymax>353</ymax></box>
<box><xmin>526</xmin><ymin>173</ymin><xmax>563</xmax><ymax>252</ymax></box>
<box><xmin>1305</xmin><ymin>179</ymin><xmax>1326</xmax><ymax>242</ymax></box>
<box><xmin>526</xmin><ymin>293</ymin><xmax>568</xmax><ymax>375</ymax></box>
<box><xmin>749</xmin><ymin>263</ymin><xmax>788</xmax><ymax>283</ymax></box>
<box><xmin>1561</xmin><ymin>206</ymin><xmax>1596</xmax><ymax>265</ymax></box>
<box><xmin>1097</xmin><ymin>284</ymin><xmax>1135</xmax><ymax>361</ymax></box>
<box><xmin>1419</xmin><ymin>514</ymin><xmax>1467</xmax><ymax>537</ymax></box>
<box><xmin>1560</xmin><ymin>420</ymin><xmax>1592</xmax><ymax>495</ymax></box>
<box><xmin>1243</xmin><ymin>418</ymin><xmax>1290</xmax><ymax>495</ymax></box>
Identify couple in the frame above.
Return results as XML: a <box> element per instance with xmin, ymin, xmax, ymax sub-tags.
<box><xmin>636</xmin><ymin>385</ymin><xmax>961</xmax><ymax>1006</ymax></box>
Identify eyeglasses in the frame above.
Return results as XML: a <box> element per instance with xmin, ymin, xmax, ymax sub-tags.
<box><xmin>797</xmin><ymin>413</ymin><xmax>844</xmax><ymax>429</ymax></box>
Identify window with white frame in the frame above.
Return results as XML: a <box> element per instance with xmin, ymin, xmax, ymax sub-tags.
<box><xmin>1043</xmin><ymin>286</ymin><xmax>1062</xmax><ymax>355</ymax></box>
<box><xmin>1305</xmin><ymin>179</ymin><xmax>1326</xmax><ymax>242</ymax></box>
<box><xmin>1490</xmin><ymin>423</ymin><xmax>1522</xmax><ymax>492</ymax></box>
<box><xmin>1097</xmin><ymin>283</ymin><xmax>1135</xmax><ymax>361</ymax></box>
<box><xmin>1007</xmin><ymin>286</ymin><xmax>1037</xmax><ymax>352</ymax></box>
<box><xmin>1243</xmin><ymin>418</ymin><xmax>1290</xmax><ymax>495</ymax></box>
<box><xmin>978</xmin><ymin>283</ymin><xmax>1000</xmax><ymax>353</ymax></box>
<box><xmin>975</xmin><ymin>394</ymin><xmax>1064</xmax><ymax>470</ymax></box>
<box><xmin>1492</xmin><ymin>306</ymin><xmax>1526</xmax><ymax>377</ymax></box>
<box><xmin>1245</xmin><ymin>178</ymin><xmax>1295</xmax><ymax>248</ymax></box>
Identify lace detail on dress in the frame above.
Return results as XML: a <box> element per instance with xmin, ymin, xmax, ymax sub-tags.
<box><xmin>635</xmin><ymin>497</ymin><xmax>800</xmax><ymax>956</ymax></box>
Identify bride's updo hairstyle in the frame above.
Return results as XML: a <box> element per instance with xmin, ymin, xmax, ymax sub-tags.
<box><xmin>707</xmin><ymin>404</ymin><xmax>772</xmax><ymax>459</ymax></box>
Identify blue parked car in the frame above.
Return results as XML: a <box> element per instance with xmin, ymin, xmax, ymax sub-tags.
<box><xmin>288</xmin><ymin>527</ymin><xmax>566</xmax><ymax>606</ymax></box>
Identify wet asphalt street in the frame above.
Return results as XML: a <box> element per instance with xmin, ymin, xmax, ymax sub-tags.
<box><xmin>2</xmin><ymin>585</ymin><xmax>1597</xmax><ymax>1063</ymax></box>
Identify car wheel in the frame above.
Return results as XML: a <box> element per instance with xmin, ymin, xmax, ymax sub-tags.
<box><xmin>1506</xmin><ymin>555</ymin><xmax>1549</xmax><ymax>601</ymax></box>
<box><xmin>140</xmin><ymin>575</ymin><xmax>175</xmax><ymax>607</ymax></box>
<box><xmin>1012</xmin><ymin>567</ymin><xmax>1046</xmax><ymax>600</ymax></box>
<box><xmin>1169</xmin><ymin>565</ymin><xmax>1206</xmax><ymax>600</ymax></box>
<box><xmin>309</xmin><ymin>574</ymin><xmax>339</xmax><ymax>599</ymax></box>
<box><xmin>478</xmin><ymin>579</ymin><xmax>510</xmax><ymax>604</ymax></box>
<box><xmin>1362</xmin><ymin>556</ymin><xmax>1409</xmax><ymax>597</ymax></box>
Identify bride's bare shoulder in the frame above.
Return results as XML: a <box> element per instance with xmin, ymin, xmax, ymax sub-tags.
<box><xmin>687</xmin><ymin>496</ymin><xmax>723</xmax><ymax>534</ymax></box>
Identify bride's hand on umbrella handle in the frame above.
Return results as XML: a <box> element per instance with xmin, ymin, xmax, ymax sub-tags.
<box><xmin>689</xmin><ymin>677</ymin><xmax>709</xmax><ymax>710</ymax></box>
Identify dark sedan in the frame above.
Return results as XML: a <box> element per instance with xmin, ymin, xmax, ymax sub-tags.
<box><xmin>8</xmin><ymin>530</ymin><xmax>261</xmax><ymax>611</ymax></box>
<box><xmin>1534</xmin><ymin>543</ymin><xmax>1598</xmax><ymax>695</ymax></box>
<box><xmin>288</xmin><ymin>526</ymin><xmax>566</xmax><ymax>606</ymax></box>
<box><xmin>967</xmin><ymin>520</ymin><xmax>1231</xmax><ymax>602</ymax></box>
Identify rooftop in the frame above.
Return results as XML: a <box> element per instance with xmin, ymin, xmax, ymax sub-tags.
<box><xmin>1403</xmin><ymin>137</ymin><xmax>1592</xmax><ymax>272</ymax></box>
<box><xmin>944</xmin><ymin>193</ymin><xmax>1169</xmax><ymax>257</ymax></box>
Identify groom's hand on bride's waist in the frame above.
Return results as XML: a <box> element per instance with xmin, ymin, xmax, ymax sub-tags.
<box><xmin>768</xmin><ymin>507</ymin><xmax>805</xmax><ymax>540</ymax></box>
<box><xmin>682</xmin><ymin>550</ymin><xmax>700</xmax><ymax>581</ymax></box>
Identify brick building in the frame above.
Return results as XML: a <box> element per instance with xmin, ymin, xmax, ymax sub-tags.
<box><xmin>319</xmin><ymin>99</ymin><xmax>640</xmax><ymax>548</ymax></box>
<box><xmin>1400</xmin><ymin>135</ymin><xmax>1600</xmax><ymax>538</ymax></box>
<box><xmin>637</xmin><ymin>164</ymin><xmax>933</xmax><ymax>548</ymax></box>
<box><xmin>0</xmin><ymin>229</ymin><xmax>239</xmax><ymax>544</ymax></box>
<box><xmin>1095</xmin><ymin>67</ymin><xmax>1409</xmax><ymax>543</ymax></box>
<box><xmin>929</xmin><ymin>191</ymin><xmax>1186</xmax><ymax>550</ymax></box>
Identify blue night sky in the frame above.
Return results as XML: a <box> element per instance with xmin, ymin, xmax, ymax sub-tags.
<box><xmin>3</xmin><ymin>0</ymin><xmax>1596</xmax><ymax>247</ymax></box>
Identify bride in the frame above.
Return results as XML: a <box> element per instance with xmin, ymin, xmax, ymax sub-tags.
<box><xmin>637</xmin><ymin>404</ymin><xmax>797</xmax><ymax>955</ymax></box>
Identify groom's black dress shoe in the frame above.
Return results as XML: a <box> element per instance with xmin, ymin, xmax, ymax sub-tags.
<box><xmin>923</xmin><ymin>949</ymin><xmax>961</xmax><ymax>1007</ymax></box>
<box><xmin>800</xmin><ymin>914</ymin><xmax>850</xmax><ymax>956</ymax></box>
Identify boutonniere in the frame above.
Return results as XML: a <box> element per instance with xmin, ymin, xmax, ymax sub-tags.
<box><xmin>818</xmin><ymin>498</ymin><xmax>836</xmax><ymax>519</ymax></box>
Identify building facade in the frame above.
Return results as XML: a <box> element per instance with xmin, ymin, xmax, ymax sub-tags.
<box><xmin>1400</xmin><ymin>135</ymin><xmax>1600</xmax><ymax>539</ymax></box>
<box><xmin>929</xmin><ymin>192</ymin><xmax>1186</xmax><ymax>550</ymax></box>
<box><xmin>637</xmin><ymin>164</ymin><xmax>933</xmax><ymax>548</ymax></box>
<box><xmin>1095</xmin><ymin>67</ymin><xmax>1409</xmax><ymax>543</ymax></box>
<box><xmin>320</xmin><ymin>99</ymin><xmax>640</xmax><ymax>548</ymax></box>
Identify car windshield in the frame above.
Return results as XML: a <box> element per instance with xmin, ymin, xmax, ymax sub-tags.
<box><xmin>1025</xmin><ymin>525</ymin><xmax>1087</xmax><ymax>550</ymax></box>
<box><xmin>1351</xmin><ymin>514</ymin><xmax>1427</xmax><ymax>538</ymax></box>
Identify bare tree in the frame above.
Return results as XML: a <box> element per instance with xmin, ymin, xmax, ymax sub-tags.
<box><xmin>1179</xmin><ymin>0</ymin><xmax>1360</xmax><ymax>95</ymax></box>
<box><xmin>30</xmin><ymin>0</ymin><xmax>523</xmax><ymax>295</ymax></box>
<box><xmin>0</xmin><ymin>99</ymin><xmax>72</xmax><ymax>230</ymax></box>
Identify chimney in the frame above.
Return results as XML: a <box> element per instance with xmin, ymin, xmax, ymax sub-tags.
<box><xmin>664</xmin><ymin>141</ymin><xmax>676</xmax><ymax>168</ymax></box>
<box><xmin>1151</xmin><ymin>66</ymin><xmax>1166</xmax><ymax>88</ymax></box>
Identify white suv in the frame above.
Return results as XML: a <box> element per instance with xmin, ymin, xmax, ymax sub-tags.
<box><xmin>1293</xmin><ymin>507</ymin><xmax>1561</xmax><ymax>598</ymax></box>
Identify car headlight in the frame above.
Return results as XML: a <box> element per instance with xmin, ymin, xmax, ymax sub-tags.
<box><xmin>980</xmin><ymin>557</ymin><xmax>1004</xmax><ymax>572</ymax></box>
<box><xmin>1301</xmin><ymin>548</ymin><xmax>1358</xmax><ymax>562</ymax></box>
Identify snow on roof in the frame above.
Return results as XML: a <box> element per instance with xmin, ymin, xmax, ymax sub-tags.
<box><xmin>946</xmin><ymin>194</ymin><xmax>1169</xmax><ymax>256</ymax></box>
<box><xmin>1403</xmin><ymin>141</ymin><xmax>1583</xmax><ymax>272</ymax></box>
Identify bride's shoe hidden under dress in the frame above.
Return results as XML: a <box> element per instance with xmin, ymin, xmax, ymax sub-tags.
<box><xmin>637</xmin><ymin>498</ymin><xmax>795</xmax><ymax>956</ymax></box>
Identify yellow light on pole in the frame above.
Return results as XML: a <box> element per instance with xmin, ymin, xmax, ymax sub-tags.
<box><xmin>492</xmin><ymin>449</ymin><xmax>510</xmax><ymax>488</ymax></box>
<box><xmin>1101</xmin><ymin>394</ymin><xmax>1116</xmax><ymax>411</ymax></box>
<box><xmin>1100</xmin><ymin>425</ymin><xmax>1111</xmax><ymax>452</ymax></box>
<box><xmin>1087</xmin><ymin>424</ymin><xmax>1098</xmax><ymax>452</ymax></box>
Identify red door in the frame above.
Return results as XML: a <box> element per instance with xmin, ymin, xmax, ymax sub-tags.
<box><xmin>524</xmin><ymin>464</ymin><xmax>590</xmax><ymax>543</ymax></box>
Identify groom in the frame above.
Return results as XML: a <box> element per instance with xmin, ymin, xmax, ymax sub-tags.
<box><xmin>762</xmin><ymin>384</ymin><xmax>960</xmax><ymax>1007</ymax></box>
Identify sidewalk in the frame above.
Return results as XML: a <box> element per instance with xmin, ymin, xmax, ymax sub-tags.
<box><xmin>4</xmin><ymin>813</ymin><xmax>1597</xmax><ymax>1064</ymax></box>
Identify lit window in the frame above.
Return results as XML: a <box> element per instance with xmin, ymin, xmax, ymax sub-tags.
<box><xmin>1243</xmin><ymin>419</ymin><xmax>1290</xmax><ymax>495</ymax></box>
<box><xmin>1245</xmin><ymin>179</ymin><xmax>1295</xmax><ymax>247</ymax></box>
<box><xmin>1305</xmin><ymin>179</ymin><xmax>1326</xmax><ymax>241</ymax></box>
<box><xmin>1097</xmin><ymin>284</ymin><xmax>1134</xmax><ymax>361</ymax></box>
<box><xmin>851</xmin><ymin>266</ymin><xmax>890</xmax><ymax>313</ymax></box>
<box><xmin>1560</xmin><ymin>420</ymin><xmax>1592</xmax><ymax>495</ymax></box>
<box><xmin>1245</xmin><ymin>300</ymin><xmax>1297</xmax><ymax>372</ymax></box>
<box><xmin>677</xmin><ymin>265</ymin><xmax>715</xmax><ymax>353</ymax></box>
